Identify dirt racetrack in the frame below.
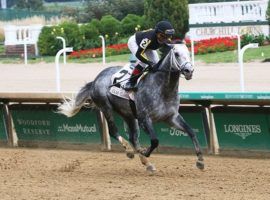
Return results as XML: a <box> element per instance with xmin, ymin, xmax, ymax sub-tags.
<box><xmin>1</xmin><ymin>148</ymin><xmax>270</xmax><ymax>200</ymax></box>
<box><xmin>0</xmin><ymin>61</ymin><xmax>270</xmax><ymax>200</ymax></box>
<box><xmin>0</xmin><ymin>61</ymin><xmax>269</xmax><ymax>92</ymax></box>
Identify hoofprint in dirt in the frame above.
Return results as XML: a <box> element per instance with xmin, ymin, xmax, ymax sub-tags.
<box><xmin>0</xmin><ymin>148</ymin><xmax>270</xmax><ymax>200</ymax></box>
<box><xmin>0</xmin><ymin>62</ymin><xmax>269</xmax><ymax>92</ymax></box>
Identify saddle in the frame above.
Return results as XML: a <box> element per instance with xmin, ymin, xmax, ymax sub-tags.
<box><xmin>110</xmin><ymin>63</ymin><xmax>146</xmax><ymax>100</ymax></box>
<box><xmin>109</xmin><ymin>63</ymin><xmax>148</xmax><ymax>118</ymax></box>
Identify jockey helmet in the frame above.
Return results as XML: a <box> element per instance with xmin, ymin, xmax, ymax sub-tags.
<box><xmin>155</xmin><ymin>21</ymin><xmax>175</xmax><ymax>43</ymax></box>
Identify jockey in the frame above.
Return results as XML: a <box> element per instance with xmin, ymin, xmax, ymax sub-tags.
<box><xmin>123</xmin><ymin>20</ymin><xmax>175</xmax><ymax>91</ymax></box>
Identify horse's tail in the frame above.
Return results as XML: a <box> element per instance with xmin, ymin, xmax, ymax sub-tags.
<box><xmin>57</xmin><ymin>82</ymin><xmax>95</xmax><ymax>117</ymax></box>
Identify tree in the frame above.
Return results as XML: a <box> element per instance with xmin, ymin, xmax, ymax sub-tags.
<box><xmin>7</xmin><ymin>0</ymin><xmax>16</xmax><ymax>8</ymax></box>
<box><xmin>188</xmin><ymin>0</ymin><xmax>250</xmax><ymax>3</ymax></box>
<box><xmin>83</xmin><ymin>0</ymin><xmax>144</xmax><ymax>22</ymax></box>
<box><xmin>121</xmin><ymin>14</ymin><xmax>145</xmax><ymax>36</ymax></box>
<box><xmin>99</xmin><ymin>15</ymin><xmax>121</xmax><ymax>35</ymax></box>
<box><xmin>84</xmin><ymin>0</ymin><xmax>110</xmax><ymax>20</ymax></box>
<box><xmin>106</xmin><ymin>0</ymin><xmax>144</xmax><ymax>20</ymax></box>
<box><xmin>99</xmin><ymin>15</ymin><xmax>121</xmax><ymax>44</ymax></box>
<box><xmin>15</xmin><ymin>0</ymin><xmax>43</xmax><ymax>10</ymax></box>
<box><xmin>144</xmin><ymin>0</ymin><xmax>189</xmax><ymax>40</ymax></box>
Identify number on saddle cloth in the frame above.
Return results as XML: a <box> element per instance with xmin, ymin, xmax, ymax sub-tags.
<box><xmin>110</xmin><ymin>63</ymin><xmax>136</xmax><ymax>100</ymax></box>
<box><xmin>111</xmin><ymin>63</ymin><xmax>134</xmax><ymax>87</ymax></box>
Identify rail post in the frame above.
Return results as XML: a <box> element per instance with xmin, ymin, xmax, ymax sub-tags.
<box><xmin>235</xmin><ymin>33</ymin><xmax>241</xmax><ymax>63</ymax></box>
<box><xmin>99</xmin><ymin>35</ymin><xmax>106</xmax><ymax>65</ymax></box>
<box><xmin>239</xmin><ymin>43</ymin><xmax>259</xmax><ymax>92</ymax></box>
<box><xmin>23</xmin><ymin>29</ymin><xmax>28</xmax><ymax>65</ymax></box>
<box><xmin>190</xmin><ymin>38</ymin><xmax>195</xmax><ymax>65</ymax></box>
<box><xmin>56</xmin><ymin>36</ymin><xmax>67</xmax><ymax>65</ymax></box>
<box><xmin>55</xmin><ymin>47</ymin><xmax>73</xmax><ymax>92</ymax></box>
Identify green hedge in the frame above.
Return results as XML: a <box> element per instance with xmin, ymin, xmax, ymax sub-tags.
<box><xmin>121</xmin><ymin>14</ymin><xmax>146</xmax><ymax>36</ymax></box>
<box><xmin>37</xmin><ymin>12</ymin><xmax>270</xmax><ymax>56</ymax></box>
<box><xmin>241</xmin><ymin>34</ymin><xmax>267</xmax><ymax>47</ymax></box>
<box><xmin>38</xmin><ymin>22</ymin><xmax>82</xmax><ymax>56</ymax></box>
<box><xmin>38</xmin><ymin>15</ymin><xmax>145</xmax><ymax>56</ymax></box>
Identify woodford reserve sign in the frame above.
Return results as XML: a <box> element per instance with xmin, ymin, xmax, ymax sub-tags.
<box><xmin>10</xmin><ymin>104</ymin><xmax>102</xmax><ymax>145</ymax></box>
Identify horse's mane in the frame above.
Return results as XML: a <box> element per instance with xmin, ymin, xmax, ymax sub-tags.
<box><xmin>153</xmin><ymin>45</ymin><xmax>174</xmax><ymax>71</ymax></box>
<box><xmin>159</xmin><ymin>40</ymin><xmax>184</xmax><ymax>61</ymax></box>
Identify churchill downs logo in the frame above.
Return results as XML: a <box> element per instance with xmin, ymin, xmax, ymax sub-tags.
<box><xmin>224</xmin><ymin>124</ymin><xmax>261</xmax><ymax>139</ymax></box>
<box><xmin>58</xmin><ymin>124</ymin><xmax>97</xmax><ymax>134</ymax></box>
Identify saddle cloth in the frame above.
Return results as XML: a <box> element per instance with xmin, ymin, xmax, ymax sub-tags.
<box><xmin>110</xmin><ymin>63</ymin><xmax>135</xmax><ymax>100</ymax></box>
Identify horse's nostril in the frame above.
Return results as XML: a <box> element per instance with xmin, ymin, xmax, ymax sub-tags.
<box><xmin>184</xmin><ymin>69</ymin><xmax>190</xmax><ymax>73</ymax></box>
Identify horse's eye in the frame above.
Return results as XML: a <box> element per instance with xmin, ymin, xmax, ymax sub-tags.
<box><xmin>175</xmin><ymin>52</ymin><xmax>180</xmax><ymax>57</ymax></box>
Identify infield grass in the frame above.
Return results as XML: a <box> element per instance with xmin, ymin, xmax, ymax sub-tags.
<box><xmin>0</xmin><ymin>44</ymin><xmax>269</xmax><ymax>64</ymax></box>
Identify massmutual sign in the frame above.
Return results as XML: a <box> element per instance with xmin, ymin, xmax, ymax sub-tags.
<box><xmin>10</xmin><ymin>105</ymin><xmax>101</xmax><ymax>144</ymax></box>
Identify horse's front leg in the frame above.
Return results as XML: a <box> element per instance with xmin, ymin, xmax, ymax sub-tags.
<box><xmin>168</xmin><ymin>114</ymin><xmax>205</xmax><ymax>170</ymax></box>
<box><xmin>138</xmin><ymin>116</ymin><xmax>159</xmax><ymax>157</ymax></box>
<box><xmin>125</xmin><ymin>117</ymin><xmax>156</xmax><ymax>172</ymax></box>
<box><xmin>138</xmin><ymin>116</ymin><xmax>158</xmax><ymax>172</ymax></box>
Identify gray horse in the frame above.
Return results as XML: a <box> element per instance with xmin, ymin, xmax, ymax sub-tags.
<box><xmin>57</xmin><ymin>43</ymin><xmax>204</xmax><ymax>172</ymax></box>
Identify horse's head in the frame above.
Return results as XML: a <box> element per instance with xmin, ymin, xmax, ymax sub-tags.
<box><xmin>172</xmin><ymin>43</ymin><xmax>194</xmax><ymax>80</ymax></box>
<box><xmin>155</xmin><ymin>43</ymin><xmax>194</xmax><ymax>80</ymax></box>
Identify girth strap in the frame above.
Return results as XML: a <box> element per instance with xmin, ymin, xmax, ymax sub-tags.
<box><xmin>129</xmin><ymin>99</ymin><xmax>137</xmax><ymax>118</ymax></box>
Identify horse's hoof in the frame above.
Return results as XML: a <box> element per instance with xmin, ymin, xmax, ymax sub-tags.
<box><xmin>137</xmin><ymin>147</ymin><xmax>147</xmax><ymax>154</ymax></box>
<box><xmin>196</xmin><ymin>160</ymin><xmax>204</xmax><ymax>170</ymax></box>
<box><xmin>126</xmin><ymin>152</ymin><xmax>135</xmax><ymax>159</ymax></box>
<box><xmin>138</xmin><ymin>149</ymin><xmax>150</xmax><ymax>157</ymax></box>
<box><xmin>144</xmin><ymin>152</ymin><xmax>151</xmax><ymax>157</ymax></box>
<box><xmin>138</xmin><ymin>154</ymin><xmax>148</xmax><ymax>166</ymax></box>
<box><xmin>146</xmin><ymin>164</ymin><xmax>156</xmax><ymax>173</ymax></box>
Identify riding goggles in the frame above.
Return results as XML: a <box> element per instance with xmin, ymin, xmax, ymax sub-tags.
<box><xmin>164</xmin><ymin>29</ymin><xmax>175</xmax><ymax>36</ymax></box>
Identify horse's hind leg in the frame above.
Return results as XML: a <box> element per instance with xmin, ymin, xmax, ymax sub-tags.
<box><xmin>101</xmin><ymin>107</ymin><xmax>135</xmax><ymax>158</ymax></box>
<box><xmin>123</xmin><ymin>117</ymin><xmax>141</xmax><ymax>151</ymax></box>
<box><xmin>168</xmin><ymin>114</ymin><xmax>204</xmax><ymax>170</ymax></box>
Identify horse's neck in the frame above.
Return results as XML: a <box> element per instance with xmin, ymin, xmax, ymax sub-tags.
<box><xmin>168</xmin><ymin>72</ymin><xmax>180</xmax><ymax>89</ymax></box>
<box><xmin>154</xmin><ymin>71</ymin><xmax>180</xmax><ymax>95</ymax></box>
<box><xmin>154</xmin><ymin>52</ymin><xmax>180</xmax><ymax>95</ymax></box>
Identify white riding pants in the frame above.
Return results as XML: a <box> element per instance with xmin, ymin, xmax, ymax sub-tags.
<box><xmin>127</xmin><ymin>35</ymin><xmax>159</xmax><ymax>68</ymax></box>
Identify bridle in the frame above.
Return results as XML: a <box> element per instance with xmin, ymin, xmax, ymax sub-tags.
<box><xmin>152</xmin><ymin>48</ymin><xmax>192</xmax><ymax>75</ymax></box>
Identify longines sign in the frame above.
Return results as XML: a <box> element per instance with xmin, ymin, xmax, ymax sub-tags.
<box><xmin>224</xmin><ymin>124</ymin><xmax>261</xmax><ymax>140</ymax></box>
<box><xmin>213</xmin><ymin>107</ymin><xmax>270</xmax><ymax>150</ymax></box>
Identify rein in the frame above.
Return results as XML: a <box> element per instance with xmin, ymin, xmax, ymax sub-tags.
<box><xmin>152</xmin><ymin>51</ymin><xmax>189</xmax><ymax>74</ymax></box>
<box><xmin>109</xmin><ymin>45</ymin><xmax>191</xmax><ymax>87</ymax></box>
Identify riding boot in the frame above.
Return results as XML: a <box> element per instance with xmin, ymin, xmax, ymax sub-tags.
<box><xmin>123</xmin><ymin>64</ymin><xmax>143</xmax><ymax>91</ymax></box>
